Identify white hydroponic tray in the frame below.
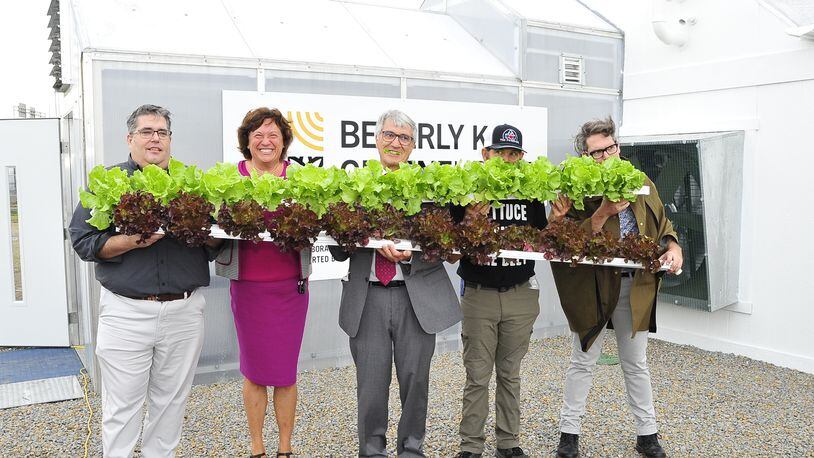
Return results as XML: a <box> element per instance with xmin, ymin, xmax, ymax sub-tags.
<box><xmin>209</xmin><ymin>225</ymin><xmax>671</xmax><ymax>271</ymax></box>
<box><xmin>452</xmin><ymin>186</ymin><xmax>650</xmax><ymax>202</ymax></box>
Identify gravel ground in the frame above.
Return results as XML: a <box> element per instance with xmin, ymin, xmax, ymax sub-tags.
<box><xmin>1</xmin><ymin>335</ymin><xmax>812</xmax><ymax>457</ymax></box>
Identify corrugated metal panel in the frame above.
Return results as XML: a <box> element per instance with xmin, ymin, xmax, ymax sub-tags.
<box><xmin>0</xmin><ymin>376</ymin><xmax>83</xmax><ymax>409</ymax></box>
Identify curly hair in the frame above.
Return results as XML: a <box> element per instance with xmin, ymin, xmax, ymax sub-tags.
<box><xmin>237</xmin><ymin>107</ymin><xmax>293</xmax><ymax>160</ymax></box>
<box><xmin>573</xmin><ymin>116</ymin><xmax>616</xmax><ymax>154</ymax></box>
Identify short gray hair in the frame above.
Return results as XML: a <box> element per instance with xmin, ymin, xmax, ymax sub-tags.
<box><xmin>375</xmin><ymin>109</ymin><xmax>417</xmax><ymax>141</ymax></box>
<box><xmin>126</xmin><ymin>104</ymin><xmax>172</xmax><ymax>133</ymax></box>
<box><xmin>573</xmin><ymin>116</ymin><xmax>616</xmax><ymax>154</ymax></box>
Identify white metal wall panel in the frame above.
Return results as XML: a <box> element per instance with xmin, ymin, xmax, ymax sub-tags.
<box><xmin>406</xmin><ymin>79</ymin><xmax>519</xmax><ymax>105</ymax></box>
<box><xmin>525</xmin><ymin>26</ymin><xmax>623</xmax><ymax>89</ymax></box>
<box><xmin>93</xmin><ymin>61</ymin><xmax>257</xmax><ymax>168</ymax></box>
<box><xmin>265</xmin><ymin>70</ymin><xmax>401</xmax><ymax>99</ymax></box>
<box><xmin>523</xmin><ymin>87</ymin><xmax>620</xmax><ymax>163</ymax></box>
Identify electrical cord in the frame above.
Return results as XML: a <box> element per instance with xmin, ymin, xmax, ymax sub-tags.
<box><xmin>73</xmin><ymin>345</ymin><xmax>93</xmax><ymax>458</ymax></box>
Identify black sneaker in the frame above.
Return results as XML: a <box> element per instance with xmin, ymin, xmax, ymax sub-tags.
<box><xmin>636</xmin><ymin>433</ymin><xmax>667</xmax><ymax>458</ymax></box>
<box><xmin>455</xmin><ymin>452</ymin><xmax>482</xmax><ymax>458</ymax></box>
<box><xmin>495</xmin><ymin>447</ymin><xmax>527</xmax><ymax>457</ymax></box>
<box><xmin>556</xmin><ymin>432</ymin><xmax>579</xmax><ymax>458</ymax></box>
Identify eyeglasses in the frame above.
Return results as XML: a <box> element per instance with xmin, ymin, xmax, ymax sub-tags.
<box><xmin>380</xmin><ymin>130</ymin><xmax>414</xmax><ymax>145</ymax></box>
<box><xmin>133</xmin><ymin>128</ymin><xmax>172</xmax><ymax>140</ymax></box>
<box><xmin>586</xmin><ymin>143</ymin><xmax>618</xmax><ymax>159</ymax></box>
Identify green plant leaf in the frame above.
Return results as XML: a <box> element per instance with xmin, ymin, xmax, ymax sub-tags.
<box><xmin>559</xmin><ymin>155</ymin><xmax>604</xmax><ymax>210</ymax></box>
<box><xmin>601</xmin><ymin>157</ymin><xmax>646</xmax><ymax>203</ymax></box>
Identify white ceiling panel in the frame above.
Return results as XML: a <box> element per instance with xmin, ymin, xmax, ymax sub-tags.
<box><xmin>75</xmin><ymin>0</ymin><xmax>254</xmax><ymax>58</ymax></box>
<box><xmin>345</xmin><ymin>2</ymin><xmax>516</xmax><ymax>77</ymax></box>
<box><xmin>69</xmin><ymin>0</ymin><xmax>517</xmax><ymax>78</ymax></box>
<box><xmin>222</xmin><ymin>0</ymin><xmax>396</xmax><ymax>68</ymax></box>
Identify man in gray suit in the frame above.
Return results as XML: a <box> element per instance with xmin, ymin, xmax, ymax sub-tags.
<box><xmin>329</xmin><ymin>109</ymin><xmax>462</xmax><ymax>457</ymax></box>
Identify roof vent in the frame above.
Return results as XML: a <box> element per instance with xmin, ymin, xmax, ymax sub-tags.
<box><xmin>47</xmin><ymin>0</ymin><xmax>68</xmax><ymax>92</ymax></box>
<box><xmin>559</xmin><ymin>54</ymin><xmax>585</xmax><ymax>86</ymax></box>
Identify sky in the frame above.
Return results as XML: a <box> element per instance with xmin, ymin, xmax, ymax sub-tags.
<box><xmin>0</xmin><ymin>0</ymin><xmax>64</xmax><ymax>118</ymax></box>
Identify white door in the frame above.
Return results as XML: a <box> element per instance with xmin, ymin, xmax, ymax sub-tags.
<box><xmin>0</xmin><ymin>119</ymin><xmax>69</xmax><ymax>346</ymax></box>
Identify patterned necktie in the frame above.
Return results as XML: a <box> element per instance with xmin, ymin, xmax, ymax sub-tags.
<box><xmin>375</xmin><ymin>251</ymin><xmax>396</xmax><ymax>286</ymax></box>
<box><xmin>619</xmin><ymin>207</ymin><xmax>639</xmax><ymax>238</ymax></box>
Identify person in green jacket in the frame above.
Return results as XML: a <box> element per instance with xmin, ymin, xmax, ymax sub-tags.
<box><xmin>551</xmin><ymin>117</ymin><xmax>683</xmax><ymax>458</ymax></box>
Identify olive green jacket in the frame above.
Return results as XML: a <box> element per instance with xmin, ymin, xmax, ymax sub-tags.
<box><xmin>551</xmin><ymin>177</ymin><xmax>678</xmax><ymax>351</ymax></box>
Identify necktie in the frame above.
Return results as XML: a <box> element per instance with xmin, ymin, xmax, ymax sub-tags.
<box><xmin>619</xmin><ymin>207</ymin><xmax>639</xmax><ymax>238</ymax></box>
<box><xmin>375</xmin><ymin>251</ymin><xmax>396</xmax><ymax>286</ymax></box>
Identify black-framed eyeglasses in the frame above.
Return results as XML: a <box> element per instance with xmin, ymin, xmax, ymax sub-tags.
<box><xmin>134</xmin><ymin>128</ymin><xmax>172</xmax><ymax>140</ymax></box>
<box><xmin>586</xmin><ymin>142</ymin><xmax>618</xmax><ymax>159</ymax></box>
<box><xmin>380</xmin><ymin>130</ymin><xmax>414</xmax><ymax>144</ymax></box>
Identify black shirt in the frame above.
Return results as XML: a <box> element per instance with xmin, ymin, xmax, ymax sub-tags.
<box><xmin>451</xmin><ymin>199</ymin><xmax>548</xmax><ymax>288</ymax></box>
<box><xmin>68</xmin><ymin>157</ymin><xmax>217</xmax><ymax>297</ymax></box>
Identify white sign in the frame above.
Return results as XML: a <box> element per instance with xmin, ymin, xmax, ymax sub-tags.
<box><xmin>221</xmin><ymin>90</ymin><xmax>549</xmax><ymax>280</ymax></box>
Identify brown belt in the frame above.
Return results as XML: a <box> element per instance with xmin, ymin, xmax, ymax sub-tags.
<box><xmin>121</xmin><ymin>291</ymin><xmax>192</xmax><ymax>302</ymax></box>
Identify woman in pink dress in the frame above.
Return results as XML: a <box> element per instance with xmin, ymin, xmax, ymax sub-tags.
<box><xmin>216</xmin><ymin>107</ymin><xmax>311</xmax><ymax>458</ymax></box>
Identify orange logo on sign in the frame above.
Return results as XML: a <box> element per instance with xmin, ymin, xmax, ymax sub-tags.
<box><xmin>286</xmin><ymin>111</ymin><xmax>324</xmax><ymax>152</ymax></box>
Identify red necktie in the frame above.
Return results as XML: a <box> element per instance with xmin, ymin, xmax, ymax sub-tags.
<box><xmin>375</xmin><ymin>251</ymin><xmax>396</xmax><ymax>286</ymax></box>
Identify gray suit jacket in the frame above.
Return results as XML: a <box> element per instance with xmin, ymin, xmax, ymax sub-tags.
<box><xmin>329</xmin><ymin>247</ymin><xmax>462</xmax><ymax>338</ymax></box>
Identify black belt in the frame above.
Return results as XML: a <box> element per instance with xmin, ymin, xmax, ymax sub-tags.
<box><xmin>620</xmin><ymin>271</ymin><xmax>634</xmax><ymax>278</ymax></box>
<box><xmin>370</xmin><ymin>280</ymin><xmax>406</xmax><ymax>288</ymax></box>
<box><xmin>120</xmin><ymin>291</ymin><xmax>193</xmax><ymax>301</ymax></box>
<box><xmin>464</xmin><ymin>281</ymin><xmax>523</xmax><ymax>293</ymax></box>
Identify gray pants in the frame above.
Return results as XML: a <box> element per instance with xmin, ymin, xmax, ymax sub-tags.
<box><xmin>349</xmin><ymin>284</ymin><xmax>436</xmax><ymax>457</ymax></box>
<box><xmin>459</xmin><ymin>281</ymin><xmax>540</xmax><ymax>453</ymax></box>
<box><xmin>559</xmin><ymin>277</ymin><xmax>658</xmax><ymax>436</ymax></box>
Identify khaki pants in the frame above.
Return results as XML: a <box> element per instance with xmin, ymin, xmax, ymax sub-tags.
<box><xmin>96</xmin><ymin>287</ymin><xmax>205</xmax><ymax>458</ymax></box>
<box><xmin>559</xmin><ymin>277</ymin><xmax>658</xmax><ymax>436</ymax></box>
<box><xmin>459</xmin><ymin>281</ymin><xmax>540</xmax><ymax>453</ymax></box>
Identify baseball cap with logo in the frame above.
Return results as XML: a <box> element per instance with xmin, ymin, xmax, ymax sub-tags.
<box><xmin>486</xmin><ymin>124</ymin><xmax>525</xmax><ymax>152</ymax></box>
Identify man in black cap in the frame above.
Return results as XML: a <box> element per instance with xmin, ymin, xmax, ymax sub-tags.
<box><xmin>451</xmin><ymin>125</ymin><xmax>564</xmax><ymax>458</ymax></box>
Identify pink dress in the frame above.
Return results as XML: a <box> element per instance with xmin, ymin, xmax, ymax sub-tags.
<box><xmin>230</xmin><ymin>160</ymin><xmax>309</xmax><ymax>387</ymax></box>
